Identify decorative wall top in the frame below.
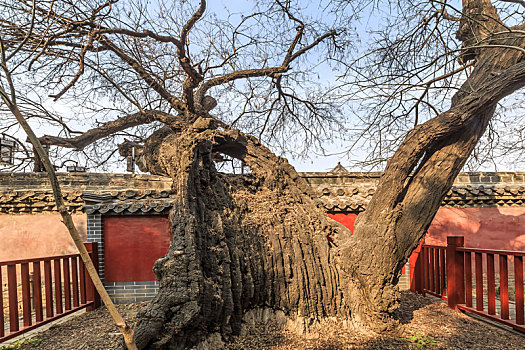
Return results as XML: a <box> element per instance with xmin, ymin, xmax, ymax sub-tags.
<box><xmin>0</xmin><ymin>173</ymin><xmax>172</xmax><ymax>214</ymax></box>
<box><xmin>0</xmin><ymin>190</ymin><xmax>84</xmax><ymax>213</ymax></box>
<box><xmin>302</xmin><ymin>168</ymin><xmax>525</xmax><ymax>212</ymax></box>
<box><xmin>82</xmin><ymin>190</ymin><xmax>173</xmax><ymax>215</ymax></box>
<box><xmin>2</xmin><ymin>170</ymin><xmax>525</xmax><ymax>214</ymax></box>
<box><xmin>312</xmin><ymin>184</ymin><xmax>525</xmax><ymax>213</ymax></box>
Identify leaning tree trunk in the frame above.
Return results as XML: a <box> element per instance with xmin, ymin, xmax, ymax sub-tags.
<box><xmin>341</xmin><ymin>0</ymin><xmax>525</xmax><ymax>329</ymax></box>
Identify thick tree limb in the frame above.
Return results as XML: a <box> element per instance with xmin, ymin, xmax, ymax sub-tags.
<box><xmin>39</xmin><ymin>110</ymin><xmax>182</xmax><ymax>150</ymax></box>
<box><xmin>367</xmin><ymin>57</ymin><xmax>525</xmax><ymax>215</ymax></box>
<box><xmin>179</xmin><ymin>0</ymin><xmax>206</xmax><ymax>112</ymax></box>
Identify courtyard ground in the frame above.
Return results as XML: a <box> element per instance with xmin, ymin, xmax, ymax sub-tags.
<box><xmin>5</xmin><ymin>291</ymin><xmax>524</xmax><ymax>349</ymax></box>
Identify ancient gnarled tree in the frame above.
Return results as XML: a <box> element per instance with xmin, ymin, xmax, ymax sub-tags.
<box><xmin>1</xmin><ymin>0</ymin><xmax>525</xmax><ymax>348</ymax></box>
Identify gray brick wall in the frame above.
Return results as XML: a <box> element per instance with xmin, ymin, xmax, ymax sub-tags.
<box><xmin>104</xmin><ymin>281</ymin><xmax>159</xmax><ymax>304</ymax></box>
<box><xmin>0</xmin><ymin>172</ymin><xmax>173</xmax><ymax>191</ymax></box>
<box><xmin>399</xmin><ymin>263</ymin><xmax>410</xmax><ymax>291</ymax></box>
<box><xmin>87</xmin><ymin>214</ymin><xmax>105</xmax><ymax>280</ymax></box>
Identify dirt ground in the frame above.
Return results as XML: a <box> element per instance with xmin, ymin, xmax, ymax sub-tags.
<box><xmin>10</xmin><ymin>291</ymin><xmax>525</xmax><ymax>349</ymax></box>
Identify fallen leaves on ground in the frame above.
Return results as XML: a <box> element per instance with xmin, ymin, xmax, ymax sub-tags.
<box><xmin>14</xmin><ymin>292</ymin><xmax>525</xmax><ymax>349</ymax></box>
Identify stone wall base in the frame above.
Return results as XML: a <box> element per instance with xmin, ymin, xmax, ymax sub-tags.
<box><xmin>104</xmin><ymin>281</ymin><xmax>159</xmax><ymax>304</ymax></box>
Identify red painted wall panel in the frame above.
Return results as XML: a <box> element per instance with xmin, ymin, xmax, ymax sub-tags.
<box><xmin>328</xmin><ymin>213</ymin><xmax>357</xmax><ymax>233</ymax></box>
<box><xmin>104</xmin><ymin>216</ymin><xmax>171</xmax><ymax>282</ymax></box>
<box><xmin>328</xmin><ymin>207</ymin><xmax>525</xmax><ymax>274</ymax></box>
<box><xmin>427</xmin><ymin>207</ymin><xmax>525</xmax><ymax>251</ymax></box>
<box><xmin>0</xmin><ymin>213</ymin><xmax>87</xmax><ymax>261</ymax></box>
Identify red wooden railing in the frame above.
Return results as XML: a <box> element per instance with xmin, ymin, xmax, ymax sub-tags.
<box><xmin>412</xmin><ymin>236</ymin><xmax>525</xmax><ymax>332</ymax></box>
<box><xmin>412</xmin><ymin>242</ymin><xmax>448</xmax><ymax>300</ymax></box>
<box><xmin>1</xmin><ymin>243</ymin><xmax>101</xmax><ymax>343</ymax></box>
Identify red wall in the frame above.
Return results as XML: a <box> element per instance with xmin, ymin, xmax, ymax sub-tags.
<box><xmin>104</xmin><ymin>216</ymin><xmax>171</xmax><ymax>282</ymax></box>
<box><xmin>329</xmin><ymin>207</ymin><xmax>525</xmax><ymax>252</ymax></box>
<box><xmin>0</xmin><ymin>213</ymin><xmax>87</xmax><ymax>261</ymax></box>
<box><xmin>328</xmin><ymin>213</ymin><xmax>357</xmax><ymax>233</ymax></box>
<box><xmin>427</xmin><ymin>207</ymin><xmax>525</xmax><ymax>251</ymax></box>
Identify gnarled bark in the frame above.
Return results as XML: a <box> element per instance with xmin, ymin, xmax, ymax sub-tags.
<box><xmin>132</xmin><ymin>122</ymin><xmax>359</xmax><ymax>349</ymax></box>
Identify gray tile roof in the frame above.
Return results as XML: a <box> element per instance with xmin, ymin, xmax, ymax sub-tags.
<box><xmin>3</xmin><ymin>172</ymin><xmax>525</xmax><ymax>214</ymax></box>
<box><xmin>82</xmin><ymin>190</ymin><xmax>174</xmax><ymax>215</ymax></box>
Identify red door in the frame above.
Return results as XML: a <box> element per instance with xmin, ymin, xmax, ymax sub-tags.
<box><xmin>103</xmin><ymin>216</ymin><xmax>171</xmax><ymax>282</ymax></box>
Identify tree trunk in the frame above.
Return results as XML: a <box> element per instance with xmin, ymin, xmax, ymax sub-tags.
<box><xmin>343</xmin><ymin>0</ymin><xmax>525</xmax><ymax>329</ymax></box>
<box><xmin>132</xmin><ymin>123</ymin><xmax>363</xmax><ymax>349</ymax></box>
<box><xmin>129</xmin><ymin>1</ymin><xmax>525</xmax><ymax>348</ymax></box>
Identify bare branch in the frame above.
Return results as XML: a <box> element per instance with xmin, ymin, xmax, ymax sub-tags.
<box><xmin>289</xmin><ymin>30</ymin><xmax>337</xmax><ymax>63</ymax></box>
<box><xmin>195</xmin><ymin>66</ymin><xmax>288</xmax><ymax>104</ymax></box>
<box><xmin>6</xmin><ymin>0</ymin><xmax>36</xmax><ymax>62</ymax></box>
<box><xmin>40</xmin><ymin>110</ymin><xmax>182</xmax><ymax>150</ymax></box>
<box><xmin>96</xmin><ymin>28</ymin><xmax>182</xmax><ymax>48</ymax></box>
<box><xmin>98</xmin><ymin>36</ymin><xmax>188</xmax><ymax>114</ymax></box>
<box><xmin>48</xmin><ymin>32</ymin><xmax>94</xmax><ymax>100</ymax></box>
<box><xmin>407</xmin><ymin>61</ymin><xmax>474</xmax><ymax>124</ymax></box>
<box><xmin>500</xmin><ymin>0</ymin><xmax>525</xmax><ymax>8</ymax></box>
<box><xmin>276</xmin><ymin>0</ymin><xmax>305</xmax><ymax>66</ymax></box>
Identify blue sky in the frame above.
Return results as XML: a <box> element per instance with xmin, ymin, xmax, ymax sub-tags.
<box><xmin>203</xmin><ymin>0</ymin><xmax>368</xmax><ymax>172</ymax></box>
<box><xmin>5</xmin><ymin>0</ymin><xmax>522</xmax><ymax>174</ymax></box>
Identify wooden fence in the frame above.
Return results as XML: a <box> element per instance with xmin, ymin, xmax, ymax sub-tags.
<box><xmin>412</xmin><ymin>236</ymin><xmax>525</xmax><ymax>332</ymax></box>
<box><xmin>1</xmin><ymin>243</ymin><xmax>100</xmax><ymax>343</ymax></box>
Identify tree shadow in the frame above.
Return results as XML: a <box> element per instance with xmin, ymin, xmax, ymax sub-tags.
<box><xmin>393</xmin><ymin>291</ymin><xmax>435</xmax><ymax>325</ymax></box>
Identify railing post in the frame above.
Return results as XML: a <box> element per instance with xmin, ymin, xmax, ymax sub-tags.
<box><xmin>0</xmin><ymin>266</ymin><xmax>4</xmax><ymax>338</ymax></box>
<box><xmin>410</xmin><ymin>238</ymin><xmax>425</xmax><ymax>294</ymax></box>
<box><xmin>7</xmin><ymin>264</ymin><xmax>19</xmax><ymax>332</ymax></box>
<box><xmin>84</xmin><ymin>242</ymin><xmax>101</xmax><ymax>311</ymax></box>
<box><xmin>446</xmin><ymin>235</ymin><xmax>465</xmax><ymax>309</ymax></box>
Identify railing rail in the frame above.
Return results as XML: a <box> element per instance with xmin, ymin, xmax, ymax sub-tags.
<box><xmin>1</xmin><ymin>243</ymin><xmax>101</xmax><ymax>343</ymax></box>
<box><xmin>412</xmin><ymin>236</ymin><xmax>525</xmax><ymax>333</ymax></box>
